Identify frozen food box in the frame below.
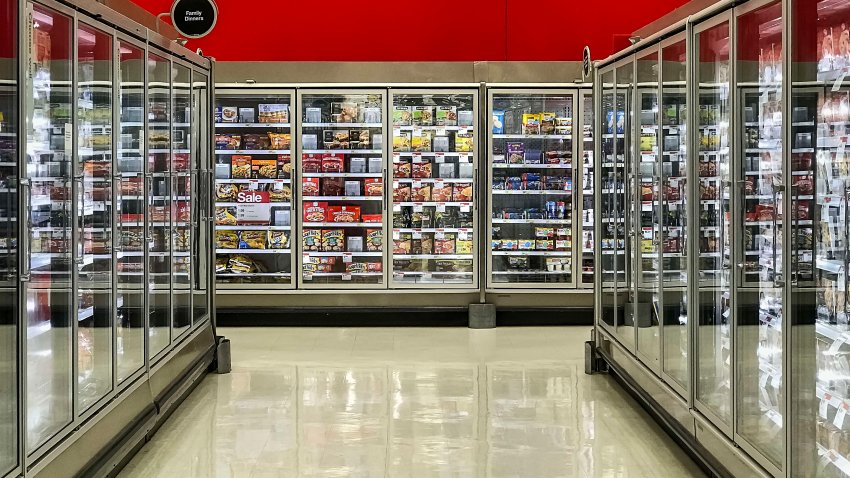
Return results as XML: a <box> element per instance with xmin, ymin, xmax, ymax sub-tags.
<box><xmin>433</xmin><ymin>136</ymin><xmax>450</xmax><ymax>152</ymax></box>
<box><xmin>303</xmin><ymin>202</ymin><xmax>329</xmax><ymax>223</ymax></box>
<box><xmin>366</xmin><ymin>229</ymin><xmax>383</xmax><ymax>251</ymax></box>
<box><xmin>540</xmin><ymin>112</ymin><xmax>556</xmax><ymax>134</ymax></box>
<box><xmin>458</xmin><ymin>110</ymin><xmax>473</xmax><ymax>127</ymax></box>
<box><xmin>258</xmin><ymin>104</ymin><xmax>289</xmax><ymax>123</ymax></box>
<box><xmin>393</xmin><ymin>132</ymin><xmax>412</xmax><ymax>152</ymax></box>
<box><xmin>435</xmin><ymin>106</ymin><xmax>458</xmax><ymax>126</ymax></box>
<box><xmin>455</xmin><ymin>133</ymin><xmax>474</xmax><ymax>152</ymax></box>
<box><xmin>522</xmin><ymin>114</ymin><xmax>541</xmax><ymax>135</ymax></box>
<box><xmin>393</xmin><ymin>106</ymin><xmax>412</xmax><ymax>126</ymax></box>
<box><xmin>221</xmin><ymin>106</ymin><xmax>238</xmax><ymax>123</ymax></box>
<box><xmin>368</xmin><ymin>157</ymin><xmax>383</xmax><ymax>173</ymax></box>
<box><xmin>303</xmin><ymin>229</ymin><xmax>322</xmax><ymax>251</ymax></box>
<box><xmin>507</xmin><ymin>142</ymin><xmax>524</xmax><ymax>163</ymax></box>
<box><xmin>413</xmin><ymin>106</ymin><xmax>434</xmax><ymax>126</ymax></box>
<box><xmin>492</xmin><ymin>110</ymin><xmax>505</xmax><ymax>134</ymax></box>
<box><xmin>327</xmin><ymin>205</ymin><xmax>361</xmax><ymax>223</ymax></box>
<box><xmin>322</xmin><ymin>229</ymin><xmax>345</xmax><ymax>252</ymax></box>
<box><xmin>251</xmin><ymin>158</ymin><xmax>277</xmax><ymax>179</ymax></box>
<box><xmin>239</xmin><ymin>107</ymin><xmax>255</xmax><ymax>123</ymax></box>
<box><xmin>231</xmin><ymin>155</ymin><xmax>252</xmax><ymax>179</ymax></box>
<box><xmin>302</xmin><ymin>178</ymin><xmax>320</xmax><ymax>196</ymax></box>
<box><xmin>364</xmin><ymin>178</ymin><xmax>383</xmax><ymax>196</ymax></box>
<box><xmin>349</xmin><ymin>157</ymin><xmax>366</xmax><ymax>173</ymax></box>
<box><xmin>411</xmin><ymin>131</ymin><xmax>432</xmax><ymax>152</ymax></box>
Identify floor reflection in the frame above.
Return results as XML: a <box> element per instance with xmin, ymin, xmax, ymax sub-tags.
<box><xmin>119</xmin><ymin>327</ymin><xmax>705</xmax><ymax>478</ymax></box>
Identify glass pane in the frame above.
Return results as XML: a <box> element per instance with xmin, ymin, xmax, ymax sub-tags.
<box><xmin>599</xmin><ymin>69</ymin><xmax>622</xmax><ymax>328</ymax></box>
<box><xmin>116</xmin><ymin>41</ymin><xmax>145</xmax><ymax>383</ymax></box>
<box><xmin>76</xmin><ymin>22</ymin><xmax>113</xmax><ymax>412</ymax></box>
<box><xmin>300</xmin><ymin>92</ymin><xmax>385</xmax><ymax>285</ymax></box>
<box><xmin>489</xmin><ymin>92</ymin><xmax>573</xmax><ymax>286</ymax></box>
<box><xmin>148</xmin><ymin>52</ymin><xmax>170</xmax><ymax>359</ymax></box>
<box><xmin>661</xmin><ymin>38</ymin><xmax>689</xmax><ymax>389</ymax></box>
<box><xmin>790</xmin><ymin>0</ymin><xmax>850</xmax><ymax>474</ymax></box>
<box><xmin>617</xmin><ymin>62</ymin><xmax>635</xmax><ymax>349</ymax></box>
<box><xmin>192</xmin><ymin>72</ymin><xmax>208</xmax><ymax>322</ymax></box>
<box><xmin>171</xmin><ymin>63</ymin><xmax>191</xmax><ymax>339</ymax></box>
<box><xmin>580</xmin><ymin>93</ymin><xmax>594</xmax><ymax>286</ymax></box>
<box><xmin>0</xmin><ymin>0</ymin><xmax>17</xmax><ymax>471</ymax></box>
<box><xmin>735</xmin><ymin>1</ymin><xmax>785</xmax><ymax>465</ymax></box>
<box><xmin>695</xmin><ymin>19</ymin><xmax>733</xmax><ymax>426</ymax></box>
<box><xmin>26</xmin><ymin>4</ymin><xmax>73</xmax><ymax>452</ymax></box>
<box><xmin>214</xmin><ymin>91</ymin><xmax>293</xmax><ymax>286</ymax></box>
<box><xmin>392</xmin><ymin>92</ymin><xmax>476</xmax><ymax>286</ymax></box>
<box><xmin>635</xmin><ymin>51</ymin><xmax>661</xmax><ymax>367</ymax></box>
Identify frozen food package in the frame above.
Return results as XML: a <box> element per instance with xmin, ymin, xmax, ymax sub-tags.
<box><xmin>302</xmin><ymin>134</ymin><xmax>318</xmax><ymax>150</ymax></box>
<box><xmin>273</xmin><ymin>208</ymin><xmax>291</xmax><ymax>226</ymax></box>
<box><xmin>347</xmin><ymin>236</ymin><xmax>364</xmax><ymax>252</ymax></box>
<box><xmin>269</xmin><ymin>133</ymin><xmax>291</xmax><ymax>150</ymax></box>
<box><xmin>216</xmin><ymin>183</ymin><xmax>238</xmax><ymax>201</ymax></box>
<box><xmin>302</xmin><ymin>153</ymin><xmax>323</xmax><ymax>173</ymax></box>
<box><xmin>368</xmin><ymin>157</ymin><xmax>383</xmax><ymax>173</ymax></box>
<box><xmin>302</xmin><ymin>178</ymin><xmax>320</xmax><ymax>196</ymax></box>
<box><xmin>303</xmin><ymin>202</ymin><xmax>329</xmax><ymax>223</ymax></box>
<box><xmin>305</xmin><ymin>107</ymin><xmax>322</xmax><ymax>123</ymax></box>
<box><xmin>362</xmin><ymin>214</ymin><xmax>382</xmax><ymax>223</ymax></box>
<box><xmin>216</xmin><ymin>231</ymin><xmax>239</xmax><ymax>249</ymax></box>
<box><xmin>364</xmin><ymin>178</ymin><xmax>383</xmax><ymax>196</ymax></box>
<box><xmin>277</xmin><ymin>154</ymin><xmax>292</xmax><ymax>178</ymax></box>
<box><xmin>303</xmin><ymin>229</ymin><xmax>322</xmax><ymax>251</ymax></box>
<box><xmin>394</xmin><ymin>162</ymin><xmax>412</xmax><ymax>179</ymax></box>
<box><xmin>433</xmin><ymin>136</ymin><xmax>450</xmax><ymax>152</ymax></box>
<box><xmin>412</xmin><ymin>162</ymin><xmax>433</xmax><ymax>179</ymax></box>
<box><xmin>322</xmin><ymin>229</ymin><xmax>345</xmax><ymax>251</ymax></box>
<box><xmin>458</xmin><ymin>163</ymin><xmax>473</xmax><ymax>178</ymax></box>
<box><xmin>436</xmin><ymin>106</ymin><xmax>457</xmax><ymax>126</ymax></box>
<box><xmin>345</xmin><ymin>180</ymin><xmax>361</xmax><ymax>196</ymax></box>
<box><xmin>394</xmin><ymin>185</ymin><xmax>411</xmax><ymax>202</ymax></box>
<box><xmin>455</xmin><ymin>133</ymin><xmax>474</xmax><ymax>152</ymax></box>
<box><xmin>252</xmin><ymin>159</ymin><xmax>277</xmax><ymax>179</ymax></box>
<box><xmin>239</xmin><ymin>231</ymin><xmax>267</xmax><ymax>249</ymax></box>
<box><xmin>258</xmin><ymin>104</ymin><xmax>289</xmax><ymax>123</ymax></box>
<box><xmin>239</xmin><ymin>107</ymin><xmax>255</xmax><ymax>123</ymax></box>
<box><xmin>413</xmin><ymin>106</ymin><xmax>434</xmax><ymax>126</ymax></box>
<box><xmin>366</xmin><ymin>229</ymin><xmax>383</xmax><ymax>251</ymax></box>
<box><xmin>412</xmin><ymin>184</ymin><xmax>432</xmax><ymax>202</ymax></box>
<box><xmin>507</xmin><ymin>142</ymin><xmax>524</xmax><ymax>163</ymax></box>
<box><xmin>431</xmin><ymin>182</ymin><xmax>452</xmax><ymax>201</ymax></box>
<box><xmin>221</xmin><ymin>106</ymin><xmax>238</xmax><ymax>122</ymax></box>
<box><xmin>322</xmin><ymin>154</ymin><xmax>345</xmax><ymax>173</ymax></box>
<box><xmin>492</xmin><ymin>110</ymin><xmax>505</xmax><ymax>134</ymax></box>
<box><xmin>215</xmin><ymin>206</ymin><xmax>237</xmax><ymax>225</ymax></box>
<box><xmin>350</xmin><ymin>129</ymin><xmax>371</xmax><ymax>148</ymax></box>
<box><xmin>267</xmin><ymin>230</ymin><xmax>290</xmax><ymax>249</ymax></box>
<box><xmin>411</xmin><ymin>130</ymin><xmax>432</xmax><ymax>152</ymax></box>
<box><xmin>268</xmin><ymin>182</ymin><xmax>291</xmax><ymax>202</ymax></box>
<box><xmin>363</xmin><ymin>107</ymin><xmax>381</xmax><ymax>124</ymax></box>
<box><xmin>540</xmin><ymin>112</ymin><xmax>556</xmax><ymax>134</ymax></box>
<box><xmin>452</xmin><ymin>183</ymin><xmax>473</xmax><ymax>201</ymax></box>
<box><xmin>522</xmin><ymin>114</ymin><xmax>541</xmax><ymax>135</ymax></box>
<box><xmin>458</xmin><ymin>110</ymin><xmax>473</xmax><ymax>127</ymax></box>
<box><xmin>394</xmin><ymin>234</ymin><xmax>413</xmax><ymax>254</ymax></box>
<box><xmin>231</xmin><ymin>155</ymin><xmax>251</xmax><ymax>178</ymax></box>
<box><xmin>393</xmin><ymin>132</ymin><xmax>412</xmax><ymax>152</ymax></box>
<box><xmin>393</xmin><ymin>106</ymin><xmax>412</xmax><ymax>126</ymax></box>
<box><xmin>321</xmin><ymin>177</ymin><xmax>344</xmax><ymax>196</ymax></box>
<box><xmin>349</xmin><ymin>157</ymin><xmax>367</xmax><ymax>173</ymax></box>
<box><xmin>434</xmin><ymin>235</ymin><xmax>456</xmax><ymax>254</ymax></box>
<box><xmin>328</xmin><ymin>205</ymin><xmax>361</xmax><ymax>223</ymax></box>
<box><xmin>438</xmin><ymin>163</ymin><xmax>455</xmax><ymax>178</ymax></box>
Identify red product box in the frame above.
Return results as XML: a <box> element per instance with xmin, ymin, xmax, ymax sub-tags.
<box><xmin>327</xmin><ymin>205</ymin><xmax>361</xmax><ymax>223</ymax></box>
<box><xmin>322</xmin><ymin>154</ymin><xmax>345</xmax><ymax>173</ymax></box>
<box><xmin>302</xmin><ymin>153</ymin><xmax>324</xmax><ymax>173</ymax></box>
<box><xmin>364</xmin><ymin>178</ymin><xmax>383</xmax><ymax>196</ymax></box>
<box><xmin>302</xmin><ymin>178</ymin><xmax>320</xmax><ymax>196</ymax></box>
<box><xmin>362</xmin><ymin>214</ymin><xmax>383</xmax><ymax>223</ymax></box>
<box><xmin>303</xmin><ymin>202</ymin><xmax>328</xmax><ymax>223</ymax></box>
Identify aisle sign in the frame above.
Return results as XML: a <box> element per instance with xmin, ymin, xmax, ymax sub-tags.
<box><xmin>582</xmin><ymin>46</ymin><xmax>593</xmax><ymax>81</ymax></box>
<box><xmin>171</xmin><ymin>0</ymin><xmax>218</xmax><ymax>39</ymax></box>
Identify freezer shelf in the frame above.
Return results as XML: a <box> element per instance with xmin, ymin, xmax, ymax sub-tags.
<box><xmin>489</xmin><ymin>90</ymin><xmax>576</xmax><ymax>286</ymax></box>
<box><xmin>390</xmin><ymin>90</ymin><xmax>477</xmax><ymax>287</ymax></box>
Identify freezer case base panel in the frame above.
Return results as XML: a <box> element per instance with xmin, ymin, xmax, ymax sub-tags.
<box><xmin>594</xmin><ymin>330</ymin><xmax>772</xmax><ymax>478</ymax></box>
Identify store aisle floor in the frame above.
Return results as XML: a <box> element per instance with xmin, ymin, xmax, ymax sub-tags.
<box><xmin>118</xmin><ymin>326</ymin><xmax>705</xmax><ymax>478</ymax></box>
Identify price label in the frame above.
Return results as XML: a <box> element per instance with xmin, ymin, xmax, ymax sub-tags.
<box><xmin>393</xmin><ymin>203</ymin><xmax>402</xmax><ymax>212</ymax></box>
<box><xmin>458</xmin><ymin>127</ymin><xmax>469</xmax><ymax>135</ymax></box>
<box><xmin>393</xmin><ymin>153</ymin><xmax>401</xmax><ymax>163</ymax></box>
<box><xmin>835</xmin><ymin>402</ymin><xmax>849</xmax><ymax>428</ymax></box>
<box><xmin>413</xmin><ymin>180</ymin><xmax>422</xmax><ymax>188</ymax></box>
<box><xmin>413</xmin><ymin>203</ymin><xmax>424</xmax><ymax>212</ymax></box>
<box><xmin>393</xmin><ymin>230</ymin><xmax>401</xmax><ymax>240</ymax></box>
<box><xmin>821</xmin><ymin>394</ymin><xmax>832</xmax><ymax>419</ymax></box>
<box><xmin>342</xmin><ymin>253</ymin><xmax>353</xmax><ymax>263</ymax></box>
<box><xmin>303</xmin><ymin>272</ymin><xmax>313</xmax><ymax>281</ymax></box>
<box><xmin>435</xmin><ymin>229</ymin><xmax>446</xmax><ymax>239</ymax></box>
<box><xmin>393</xmin><ymin>181</ymin><xmax>400</xmax><ymax>189</ymax></box>
<box><xmin>460</xmin><ymin>203</ymin><xmax>471</xmax><ymax>212</ymax></box>
<box><xmin>436</xmin><ymin>203</ymin><xmax>446</xmax><ymax>212</ymax></box>
<box><xmin>459</xmin><ymin>229</ymin><xmax>469</xmax><ymax>240</ymax></box>
<box><xmin>412</xmin><ymin>153</ymin><xmax>423</xmax><ymax>163</ymax></box>
<box><xmin>393</xmin><ymin>127</ymin><xmax>401</xmax><ymax>136</ymax></box>
<box><xmin>412</xmin><ymin>230</ymin><xmax>422</xmax><ymax>239</ymax></box>
<box><xmin>434</xmin><ymin>180</ymin><xmax>444</xmax><ymax>189</ymax></box>
<box><xmin>435</xmin><ymin>153</ymin><xmax>445</xmax><ymax>163</ymax></box>
<box><xmin>436</xmin><ymin>128</ymin><xmax>446</xmax><ymax>136</ymax></box>
<box><xmin>459</xmin><ymin>154</ymin><xmax>472</xmax><ymax>163</ymax></box>
<box><xmin>342</xmin><ymin>273</ymin><xmax>352</xmax><ymax>281</ymax></box>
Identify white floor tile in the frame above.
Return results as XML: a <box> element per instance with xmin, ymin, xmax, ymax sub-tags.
<box><xmin>118</xmin><ymin>326</ymin><xmax>705</xmax><ymax>478</ymax></box>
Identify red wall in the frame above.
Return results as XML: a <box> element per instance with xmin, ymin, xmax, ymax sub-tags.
<box><xmin>132</xmin><ymin>0</ymin><xmax>688</xmax><ymax>61</ymax></box>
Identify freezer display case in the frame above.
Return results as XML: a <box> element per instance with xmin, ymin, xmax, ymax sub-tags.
<box><xmin>214</xmin><ymin>90</ymin><xmax>294</xmax><ymax>288</ymax></box>
<box><xmin>390</xmin><ymin>90</ymin><xmax>477</xmax><ymax>287</ymax></box>
<box><xmin>487</xmin><ymin>90</ymin><xmax>576</xmax><ymax>287</ymax></box>
<box><xmin>0</xmin><ymin>0</ymin><xmax>17</xmax><ymax>472</ymax></box>
<box><xmin>791</xmin><ymin>0</ymin><xmax>850</xmax><ymax>475</ymax></box>
<box><xmin>298</xmin><ymin>90</ymin><xmax>386</xmax><ymax>287</ymax></box>
<box><xmin>579</xmin><ymin>90</ymin><xmax>595</xmax><ymax>287</ymax></box>
<box><xmin>694</xmin><ymin>15</ymin><xmax>733</xmax><ymax>430</ymax></box>
<box><xmin>735</xmin><ymin>1</ymin><xmax>785</xmax><ymax>466</ymax></box>
<box><xmin>616</xmin><ymin>62</ymin><xmax>636</xmax><ymax>350</ymax></box>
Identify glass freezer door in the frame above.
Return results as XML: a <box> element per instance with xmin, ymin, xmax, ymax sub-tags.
<box><xmin>580</xmin><ymin>91</ymin><xmax>595</xmax><ymax>287</ymax></box>
<box><xmin>192</xmin><ymin>72</ymin><xmax>209</xmax><ymax>322</ymax></box>
<box><xmin>694</xmin><ymin>17</ymin><xmax>733</xmax><ymax>430</ymax></box>
<box><xmin>599</xmin><ymin>70</ymin><xmax>623</xmax><ymax>331</ymax></box>
<box><xmin>147</xmin><ymin>52</ymin><xmax>171</xmax><ymax>359</ymax></box>
<box><xmin>0</xmin><ymin>0</ymin><xmax>17</xmax><ymax>471</ymax></box>
<box><xmin>390</xmin><ymin>91</ymin><xmax>477</xmax><ymax>287</ymax></box>
<box><xmin>25</xmin><ymin>3</ymin><xmax>74</xmax><ymax>453</ymax></box>
<box><xmin>488</xmin><ymin>91</ymin><xmax>575</xmax><ymax>287</ymax></box>
<box><xmin>660</xmin><ymin>37</ymin><xmax>689</xmax><ymax>392</ymax></box>
<box><xmin>116</xmin><ymin>39</ymin><xmax>145</xmax><ymax>384</ymax></box>
<box><xmin>790</xmin><ymin>0</ymin><xmax>850</xmax><ymax>475</ymax></box>
<box><xmin>171</xmin><ymin>62</ymin><xmax>192</xmax><ymax>340</ymax></box>
<box><xmin>735</xmin><ymin>0</ymin><xmax>785</xmax><ymax>467</ymax></box>
<box><xmin>214</xmin><ymin>90</ymin><xmax>294</xmax><ymax>288</ymax></box>
<box><xmin>635</xmin><ymin>51</ymin><xmax>661</xmax><ymax>369</ymax></box>
<box><xmin>617</xmin><ymin>62</ymin><xmax>636</xmax><ymax>350</ymax></box>
<box><xmin>299</xmin><ymin>90</ymin><xmax>387</xmax><ymax>287</ymax></box>
<box><xmin>75</xmin><ymin>21</ymin><xmax>114</xmax><ymax>413</ymax></box>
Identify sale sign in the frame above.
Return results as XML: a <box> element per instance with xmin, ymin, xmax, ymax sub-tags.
<box><xmin>236</xmin><ymin>189</ymin><xmax>271</xmax><ymax>224</ymax></box>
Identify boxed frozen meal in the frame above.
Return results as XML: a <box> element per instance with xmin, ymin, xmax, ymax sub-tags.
<box><xmin>322</xmin><ymin>154</ymin><xmax>345</xmax><ymax>173</ymax></box>
<box><xmin>327</xmin><ymin>205</ymin><xmax>361</xmax><ymax>223</ymax></box>
<box><xmin>239</xmin><ymin>107</ymin><xmax>255</xmax><ymax>123</ymax></box>
<box><xmin>368</xmin><ymin>157</ymin><xmax>383</xmax><ymax>173</ymax></box>
<box><xmin>452</xmin><ymin>183</ymin><xmax>473</xmax><ymax>201</ymax></box>
<box><xmin>394</xmin><ymin>184</ymin><xmax>411</xmax><ymax>202</ymax></box>
<box><xmin>492</xmin><ymin>110</ymin><xmax>505</xmax><ymax>134</ymax></box>
<box><xmin>393</xmin><ymin>132</ymin><xmax>412</xmax><ymax>152</ymax></box>
<box><xmin>366</xmin><ymin>229</ymin><xmax>382</xmax><ymax>252</ymax></box>
<box><xmin>303</xmin><ymin>202</ymin><xmax>328</xmax><ymax>223</ymax></box>
<box><xmin>412</xmin><ymin>161</ymin><xmax>432</xmax><ymax>178</ymax></box>
<box><xmin>269</xmin><ymin>133</ymin><xmax>291</xmax><ymax>150</ymax></box>
<box><xmin>231</xmin><ymin>155</ymin><xmax>252</xmax><ymax>178</ymax></box>
<box><xmin>303</xmin><ymin>229</ymin><xmax>322</xmax><ymax>251</ymax></box>
<box><xmin>458</xmin><ymin>110</ymin><xmax>473</xmax><ymax>127</ymax></box>
<box><xmin>364</xmin><ymin>178</ymin><xmax>383</xmax><ymax>196</ymax></box>
<box><xmin>433</xmin><ymin>136</ymin><xmax>450</xmax><ymax>152</ymax></box>
<box><xmin>347</xmin><ymin>236</ymin><xmax>364</xmax><ymax>252</ymax></box>
<box><xmin>221</xmin><ymin>106</ymin><xmax>238</xmax><ymax>123</ymax></box>
<box><xmin>252</xmin><ymin>158</ymin><xmax>277</xmax><ymax>179</ymax></box>
<box><xmin>277</xmin><ymin>154</ymin><xmax>292</xmax><ymax>178</ymax></box>
<box><xmin>412</xmin><ymin>184</ymin><xmax>432</xmax><ymax>201</ymax></box>
<box><xmin>305</xmin><ymin>107</ymin><xmax>322</xmax><ymax>123</ymax></box>
<box><xmin>349</xmin><ymin>157</ymin><xmax>366</xmax><ymax>173</ymax></box>
<box><xmin>455</xmin><ymin>133</ymin><xmax>474</xmax><ymax>152</ymax></box>
<box><xmin>413</xmin><ymin>106</ymin><xmax>434</xmax><ymax>125</ymax></box>
<box><xmin>522</xmin><ymin>114</ymin><xmax>541</xmax><ymax>135</ymax></box>
<box><xmin>394</xmin><ymin>162</ymin><xmax>412</xmax><ymax>179</ymax></box>
<box><xmin>362</xmin><ymin>214</ymin><xmax>382</xmax><ymax>223</ymax></box>
<box><xmin>258</xmin><ymin>104</ymin><xmax>289</xmax><ymax>123</ymax></box>
<box><xmin>393</xmin><ymin>106</ymin><xmax>412</xmax><ymax>126</ymax></box>
<box><xmin>411</xmin><ymin>130</ymin><xmax>432</xmax><ymax>152</ymax></box>
<box><xmin>345</xmin><ymin>180</ymin><xmax>360</xmax><ymax>196</ymax></box>
<box><xmin>302</xmin><ymin>153</ymin><xmax>323</xmax><ymax>173</ymax></box>
<box><xmin>507</xmin><ymin>142</ymin><xmax>524</xmax><ymax>163</ymax></box>
<box><xmin>431</xmin><ymin>183</ymin><xmax>452</xmax><ymax>202</ymax></box>
<box><xmin>434</xmin><ymin>235</ymin><xmax>456</xmax><ymax>254</ymax></box>
<box><xmin>302</xmin><ymin>178</ymin><xmax>320</xmax><ymax>196</ymax></box>
<box><xmin>350</xmin><ymin>129</ymin><xmax>370</xmax><ymax>148</ymax></box>
<box><xmin>322</xmin><ymin>229</ymin><xmax>345</xmax><ymax>251</ymax></box>
<box><xmin>436</xmin><ymin>106</ymin><xmax>457</xmax><ymax>126</ymax></box>
<box><xmin>540</xmin><ymin>112</ymin><xmax>556</xmax><ymax>134</ymax></box>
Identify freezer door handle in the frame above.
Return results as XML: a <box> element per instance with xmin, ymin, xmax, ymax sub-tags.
<box><xmin>20</xmin><ymin>178</ymin><xmax>31</xmax><ymax>282</ymax></box>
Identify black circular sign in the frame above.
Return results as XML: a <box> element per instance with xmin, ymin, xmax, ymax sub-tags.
<box><xmin>171</xmin><ymin>0</ymin><xmax>217</xmax><ymax>39</ymax></box>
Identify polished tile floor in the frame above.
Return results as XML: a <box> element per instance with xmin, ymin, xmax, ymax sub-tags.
<box><xmin>119</xmin><ymin>326</ymin><xmax>705</xmax><ymax>478</ymax></box>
